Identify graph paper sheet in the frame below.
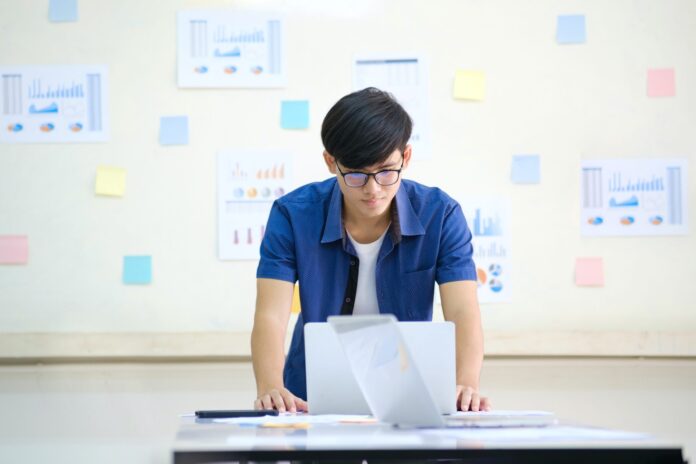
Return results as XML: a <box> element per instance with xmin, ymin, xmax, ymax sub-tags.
<box><xmin>217</xmin><ymin>150</ymin><xmax>294</xmax><ymax>261</ymax></box>
<box><xmin>581</xmin><ymin>159</ymin><xmax>688</xmax><ymax>236</ymax></box>
<box><xmin>177</xmin><ymin>11</ymin><xmax>286</xmax><ymax>88</ymax></box>
<box><xmin>352</xmin><ymin>54</ymin><xmax>431</xmax><ymax>160</ymax></box>
<box><xmin>0</xmin><ymin>65</ymin><xmax>109</xmax><ymax>143</ymax></box>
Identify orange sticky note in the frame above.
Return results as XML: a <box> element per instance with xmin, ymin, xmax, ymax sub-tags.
<box><xmin>647</xmin><ymin>68</ymin><xmax>675</xmax><ymax>97</ymax></box>
<box><xmin>0</xmin><ymin>235</ymin><xmax>29</xmax><ymax>264</ymax></box>
<box><xmin>575</xmin><ymin>257</ymin><xmax>604</xmax><ymax>286</ymax></box>
<box><xmin>291</xmin><ymin>284</ymin><xmax>301</xmax><ymax>314</ymax></box>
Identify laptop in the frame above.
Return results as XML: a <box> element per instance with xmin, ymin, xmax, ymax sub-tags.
<box><xmin>328</xmin><ymin>314</ymin><xmax>557</xmax><ymax>428</ymax></box>
<box><xmin>304</xmin><ymin>320</ymin><xmax>456</xmax><ymax>415</ymax></box>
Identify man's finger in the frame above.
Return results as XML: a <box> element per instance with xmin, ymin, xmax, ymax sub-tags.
<box><xmin>470</xmin><ymin>393</ymin><xmax>481</xmax><ymax>412</ymax></box>
<box><xmin>254</xmin><ymin>398</ymin><xmax>262</xmax><ymax>410</ymax></box>
<box><xmin>480</xmin><ymin>397</ymin><xmax>491</xmax><ymax>411</ymax></box>
<box><xmin>460</xmin><ymin>387</ymin><xmax>474</xmax><ymax>411</ymax></box>
<box><xmin>260</xmin><ymin>394</ymin><xmax>275</xmax><ymax>410</ymax></box>
<box><xmin>270</xmin><ymin>390</ymin><xmax>286</xmax><ymax>412</ymax></box>
<box><xmin>280</xmin><ymin>390</ymin><xmax>297</xmax><ymax>413</ymax></box>
<box><xmin>295</xmin><ymin>396</ymin><xmax>309</xmax><ymax>412</ymax></box>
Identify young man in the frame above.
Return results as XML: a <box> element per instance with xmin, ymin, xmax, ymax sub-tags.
<box><xmin>251</xmin><ymin>87</ymin><xmax>489</xmax><ymax>413</ymax></box>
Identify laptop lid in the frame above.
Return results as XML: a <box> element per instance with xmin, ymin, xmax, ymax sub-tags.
<box><xmin>328</xmin><ymin>314</ymin><xmax>446</xmax><ymax>427</ymax></box>
<box><xmin>305</xmin><ymin>319</ymin><xmax>456</xmax><ymax>416</ymax></box>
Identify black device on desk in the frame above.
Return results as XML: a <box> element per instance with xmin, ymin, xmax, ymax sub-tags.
<box><xmin>195</xmin><ymin>409</ymin><xmax>279</xmax><ymax>419</ymax></box>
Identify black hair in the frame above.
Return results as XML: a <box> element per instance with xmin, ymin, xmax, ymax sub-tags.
<box><xmin>321</xmin><ymin>87</ymin><xmax>412</xmax><ymax>169</ymax></box>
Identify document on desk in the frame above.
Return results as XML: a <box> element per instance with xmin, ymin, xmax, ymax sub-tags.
<box><xmin>446</xmin><ymin>410</ymin><xmax>557</xmax><ymax>428</ymax></box>
<box><xmin>423</xmin><ymin>425</ymin><xmax>651</xmax><ymax>442</ymax></box>
<box><xmin>213</xmin><ymin>413</ymin><xmax>375</xmax><ymax>425</ymax></box>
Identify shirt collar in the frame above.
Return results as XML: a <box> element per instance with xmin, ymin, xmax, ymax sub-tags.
<box><xmin>320</xmin><ymin>180</ymin><xmax>425</xmax><ymax>245</ymax></box>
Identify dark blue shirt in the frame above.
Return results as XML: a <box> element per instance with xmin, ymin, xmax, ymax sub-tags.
<box><xmin>257</xmin><ymin>178</ymin><xmax>476</xmax><ymax>400</ymax></box>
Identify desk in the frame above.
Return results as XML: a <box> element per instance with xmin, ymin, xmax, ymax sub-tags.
<box><xmin>172</xmin><ymin>416</ymin><xmax>684</xmax><ymax>463</ymax></box>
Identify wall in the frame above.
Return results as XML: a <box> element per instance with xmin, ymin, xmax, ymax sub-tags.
<box><xmin>1</xmin><ymin>0</ymin><xmax>695</xmax><ymax>356</ymax></box>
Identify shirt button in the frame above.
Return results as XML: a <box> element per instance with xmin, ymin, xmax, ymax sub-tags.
<box><xmin>345</xmin><ymin>297</ymin><xmax>351</xmax><ymax>303</ymax></box>
<box><xmin>350</xmin><ymin>260</ymin><xmax>356</xmax><ymax>266</ymax></box>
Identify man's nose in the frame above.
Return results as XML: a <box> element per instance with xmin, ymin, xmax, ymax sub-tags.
<box><xmin>362</xmin><ymin>175</ymin><xmax>382</xmax><ymax>193</ymax></box>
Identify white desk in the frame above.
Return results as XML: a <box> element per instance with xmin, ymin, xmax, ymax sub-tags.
<box><xmin>172</xmin><ymin>416</ymin><xmax>685</xmax><ymax>463</ymax></box>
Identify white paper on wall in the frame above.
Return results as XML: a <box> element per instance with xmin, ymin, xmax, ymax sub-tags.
<box><xmin>178</xmin><ymin>11</ymin><xmax>286</xmax><ymax>88</ymax></box>
<box><xmin>580</xmin><ymin>159</ymin><xmax>688</xmax><ymax>236</ymax></box>
<box><xmin>0</xmin><ymin>65</ymin><xmax>109</xmax><ymax>143</ymax></box>
<box><xmin>218</xmin><ymin>150</ymin><xmax>294</xmax><ymax>261</ymax></box>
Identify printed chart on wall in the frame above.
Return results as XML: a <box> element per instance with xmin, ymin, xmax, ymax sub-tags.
<box><xmin>353</xmin><ymin>54</ymin><xmax>431</xmax><ymax>160</ymax></box>
<box><xmin>218</xmin><ymin>150</ymin><xmax>294</xmax><ymax>260</ymax></box>
<box><xmin>581</xmin><ymin>159</ymin><xmax>688</xmax><ymax>236</ymax></box>
<box><xmin>0</xmin><ymin>65</ymin><xmax>109</xmax><ymax>143</ymax></box>
<box><xmin>460</xmin><ymin>197</ymin><xmax>512</xmax><ymax>303</ymax></box>
<box><xmin>178</xmin><ymin>11</ymin><xmax>285</xmax><ymax>88</ymax></box>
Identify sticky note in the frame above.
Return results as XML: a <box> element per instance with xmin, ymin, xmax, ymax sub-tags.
<box><xmin>159</xmin><ymin>116</ymin><xmax>189</xmax><ymax>145</ymax></box>
<box><xmin>49</xmin><ymin>0</ymin><xmax>78</xmax><ymax>22</ymax></box>
<box><xmin>575</xmin><ymin>257</ymin><xmax>604</xmax><ymax>286</ymax></box>
<box><xmin>0</xmin><ymin>236</ymin><xmax>28</xmax><ymax>264</ymax></box>
<box><xmin>291</xmin><ymin>284</ymin><xmax>301</xmax><ymax>314</ymax></box>
<box><xmin>281</xmin><ymin>100</ymin><xmax>310</xmax><ymax>129</ymax></box>
<box><xmin>123</xmin><ymin>256</ymin><xmax>152</xmax><ymax>284</ymax></box>
<box><xmin>511</xmin><ymin>155</ymin><xmax>540</xmax><ymax>184</ymax></box>
<box><xmin>556</xmin><ymin>14</ymin><xmax>586</xmax><ymax>44</ymax></box>
<box><xmin>453</xmin><ymin>70</ymin><xmax>485</xmax><ymax>101</ymax></box>
<box><xmin>95</xmin><ymin>166</ymin><xmax>126</xmax><ymax>197</ymax></box>
<box><xmin>647</xmin><ymin>68</ymin><xmax>675</xmax><ymax>97</ymax></box>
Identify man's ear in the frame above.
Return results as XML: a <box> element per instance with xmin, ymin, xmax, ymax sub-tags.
<box><xmin>402</xmin><ymin>144</ymin><xmax>413</xmax><ymax>169</ymax></box>
<box><xmin>323</xmin><ymin>150</ymin><xmax>337</xmax><ymax>174</ymax></box>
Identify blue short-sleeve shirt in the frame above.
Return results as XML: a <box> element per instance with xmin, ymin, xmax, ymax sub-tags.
<box><xmin>256</xmin><ymin>178</ymin><xmax>476</xmax><ymax>400</ymax></box>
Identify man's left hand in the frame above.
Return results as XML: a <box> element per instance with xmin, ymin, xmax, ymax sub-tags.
<box><xmin>456</xmin><ymin>385</ymin><xmax>491</xmax><ymax>411</ymax></box>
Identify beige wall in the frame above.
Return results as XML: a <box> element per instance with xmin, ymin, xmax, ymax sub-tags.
<box><xmin>0</xmin><ymin>358</ymin><xmax>694</xmax><ymax>464</ymax></box>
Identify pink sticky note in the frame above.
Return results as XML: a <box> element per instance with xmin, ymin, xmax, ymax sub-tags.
<box><xmin>647</xmin><ymin>68</ymin><xmax>675</xmax><ymax>97</ymax></box>
<box><xmin>575</xmin><ymin>257</ymin><xmax>604</xmax><ymax>286</ymax></box>
<box><xmin>0</xmin><ymin>235</ymin><xmax>29</xmax><ymax>264</ymax></box>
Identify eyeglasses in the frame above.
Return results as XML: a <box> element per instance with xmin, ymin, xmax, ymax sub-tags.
<box><xmin>335</xmin><ymin>156</ymin><xmax>404</xmax><ymax>188</ymax></box>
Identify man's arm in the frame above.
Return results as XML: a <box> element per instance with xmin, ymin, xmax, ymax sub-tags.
<box><xmin>251</xmin><ymin>278</ymin><xmax>308</xmax><ymax>412</ymax></box>
<box><xmin>440</xmin><ymin>280</ymin><xmax>490</xmax><ymax>411</ymax></box>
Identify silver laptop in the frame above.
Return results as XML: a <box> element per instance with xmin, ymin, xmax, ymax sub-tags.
<box><xmin>328</xmin><ymin>315</ymin><xmax>556</xmax><ymax>428</ymax></box>
<box><xmin>305</xmin><ymin>319</ymin><xmax>456</xmax><ymax>415</ymax></box>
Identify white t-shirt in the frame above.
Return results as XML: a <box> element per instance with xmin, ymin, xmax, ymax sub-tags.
<box><xmin>347</xmin><ymin>227</ymin><xmax>389</xmax><ymax>316</ymax></box>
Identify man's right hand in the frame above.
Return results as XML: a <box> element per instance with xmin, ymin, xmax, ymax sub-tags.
<box><xmin>254</xmin><ymin>387</ymin><xmax>308</xmax><ymax>413</ymax></box>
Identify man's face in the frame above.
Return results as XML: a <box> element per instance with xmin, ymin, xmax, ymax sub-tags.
<box><xmin>324</xmin><ymin>147</ymin><xmax>412</xmax><ymax>221</ymax></box>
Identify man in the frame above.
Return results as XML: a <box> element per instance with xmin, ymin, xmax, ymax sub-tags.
<box><xmin>251</xmin><ymin>87</ymin><xmax>489</xmax><ymax>413</ymax></box>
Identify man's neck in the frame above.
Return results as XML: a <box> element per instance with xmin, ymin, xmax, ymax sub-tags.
<box><xmin>343</xmin><ymin>201</ymin><xmax>392</xmax><ymax>244</ymax></box>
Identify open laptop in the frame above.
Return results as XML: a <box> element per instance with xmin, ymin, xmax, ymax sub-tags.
<box><xmin>305</xmin><ymin>320</ymin><xmax>456</xmax><ymax>415</ymax></box>
<box><xmin>328</xmin><ymin>314</ymin><xmax>557</xmax><ymax>428</ymax></box>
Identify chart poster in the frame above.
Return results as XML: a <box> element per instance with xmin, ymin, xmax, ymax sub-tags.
<box><xmin>581</xmin><ymin>159</ymin><xmax>688</xmax><ymax>236</ymax></box>
<box><xmin>0</xmin><ymin>65</ymin><xmax>109</xmax><ymax>143</ymax></box>
<box><xmin>353</xmin><ymin>54</ymin><xmax>431</xmax><ymax>160</ymax></box>
<box><xmin>459</xmin><ymin>197</ymin><xmax>512</xmax><ymax>304</ymax></box>
<box><xmin>178</xmin><ymin>11</ymin><xmax>286</xmax><ymax>88</ymax></box>
<box><xmin>218</xmin><ymin>150</ymin><xmax>294</xmax><ymax>261</ymax></box>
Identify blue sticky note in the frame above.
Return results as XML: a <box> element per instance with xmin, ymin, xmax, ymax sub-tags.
<box><xmin>511</xmin><ymin>155</ymin><xmax>540</xmax><ymax>184</ymax></box>
<box><xmin>159</xmin><ymin>116</ymin><xmax>189</xmax><ymax>145</ymax></box>
<box><xmin>123</xmin><ymin>256</ymin><xmax>152</xmax><ymax>285</ymax></box>
<box><xmin>49</xmin><ymin>0</ymin><xmax>78</xmax><ymax>22</ymax></box>
<box><xmin>281</xmin><ymin>100</ymin><xmax>310</xmax><ymax>129</ymax></box>
<box><xmin>556</xmin><ymin>14</ymin><xmax>586</xmax><ymax>44</ymax></box>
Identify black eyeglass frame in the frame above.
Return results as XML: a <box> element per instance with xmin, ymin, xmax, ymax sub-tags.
<box><xmin>335</xmin><ymin>155</ymin><xmax>405</xmax><ymax>188</ymax></box>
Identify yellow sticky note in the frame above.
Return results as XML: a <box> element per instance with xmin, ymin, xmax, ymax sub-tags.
<box><xmin>95</xmin><ymin>166</ymin><xmax>126</xmax><ymax>197</ymax></box>
<box><xmin>453</xmin><ymin>70</ymin><xmax>486</xmax><ymax>101</ymax></box>
<box><xmin>291</xmin><ymin>284</ymin><xmax>301</xmax><ymax>314</ymax></box>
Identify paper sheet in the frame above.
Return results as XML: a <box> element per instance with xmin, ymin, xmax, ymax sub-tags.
<box><xmin>217</xmin><ymin>150</ymin><xmax>294</xmax><ymax>260</ymax></box>
<box><xmin>214</xmin><ymin>413</ymin><xmax>373</xmax><ymax>425</ymax></box>
<box><xmin>0</xmin><ymin>65</ymin><xmax>109</xmax><ymax>143</ymax></box>
<box><xmin>353</xmin><ymin>54</ymin><xmax>432</xmax><ymax>160</ymax></box>
<box><xmin>177</xmin><ymin>11</ymin><xmax>286</xmax><ymax>88</ymax></box>
<box><xmin>580</xmin><ymin>158</ymin><xmax>688</xmax><ymax>236</ymax></box>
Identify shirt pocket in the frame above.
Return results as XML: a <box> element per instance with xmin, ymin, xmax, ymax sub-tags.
<box><xmin>400</xmin><ymin>266</ymin><xmax>436</xmax><ymax>320</ymax></box>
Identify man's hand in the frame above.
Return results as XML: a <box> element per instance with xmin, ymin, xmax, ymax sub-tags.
<box><xmin>254</xmin><ymin>387</ymin><xmax>308</xmax><ymax>413</ymax></box>
<box><xmin>456</xmin><ymin>385</ymin><xmax>491</xmax><ymax>411</ymax></box>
